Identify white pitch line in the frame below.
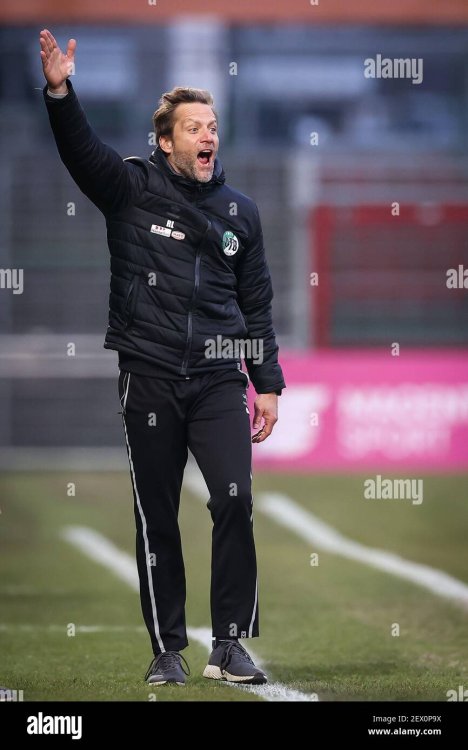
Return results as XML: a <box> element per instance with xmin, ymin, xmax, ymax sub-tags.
<box><xmin>63</xmin><ymin>526</ymin><xmax>139</xmax><ymax>589</ymax></box>
<box><xmin>256</xmin><ymin>492</ymin><xmax>468</xmax><ymax>608</ymax></box>
<box><xmin>61</xmin><ymin>526</ymin><xmax>318</xmax><ymax>702</ymax></box>
<box><xmin>0</xmin><ymin>624</ymin><xmax>146</xmax><ymax>633</ymax></box>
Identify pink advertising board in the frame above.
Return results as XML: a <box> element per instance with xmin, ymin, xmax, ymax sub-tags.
<box><xmin>248</xmin><ymin>350</ymin><xmax>468</xmax><ymax>472</ymax></box>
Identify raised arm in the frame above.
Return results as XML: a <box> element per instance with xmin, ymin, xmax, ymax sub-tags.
<box><xmin>40</xmin><ymin>29</ymin><xmax>146</xmax><ymax>215</ymax></box>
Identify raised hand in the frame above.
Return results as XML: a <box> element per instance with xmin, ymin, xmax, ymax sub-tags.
<box><xmin>39</xmin><ymin>28</ymin><xmax>76</xmax><ymax>93</ymax></box>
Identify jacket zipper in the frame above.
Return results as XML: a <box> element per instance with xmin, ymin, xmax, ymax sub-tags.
<box><xmin>124</xmin><ymin>274</ymin><xmax>141</xmax><ymax>330</ymax></box>
<box><xmin>233</xmin><ymin>299</ymin><xmax>247</xmax><ymax>332</ymax></box>
<box><xmin>180</xmin><ymin>218</ymin><xmax>212</xmax><ymax>376</ymax></box>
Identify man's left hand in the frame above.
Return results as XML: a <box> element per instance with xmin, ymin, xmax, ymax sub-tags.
<box><xmin>251</xmin><ymin>393</ymin><xmax>278</xmax><ymax>443</ymax></box>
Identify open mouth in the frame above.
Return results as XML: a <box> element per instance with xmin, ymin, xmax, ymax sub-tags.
<box><xmin>197</xmin><ymin>149</ymin><xmax>213</xmax><ymax>167</ymax></box>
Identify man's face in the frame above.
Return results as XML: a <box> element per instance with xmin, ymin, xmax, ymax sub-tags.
<box><xmin>159</xmin><ymin>103</ymin><xmax>219</xmax><ymax>183</ymax></box>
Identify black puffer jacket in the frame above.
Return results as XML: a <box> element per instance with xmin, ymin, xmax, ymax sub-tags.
<box><xmin>43</xmin><ymin>79</ymin><xmax>286</xmax><ymax>394</ymax></box>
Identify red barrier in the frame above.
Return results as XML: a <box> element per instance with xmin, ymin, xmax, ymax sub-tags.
<box><xmin>310</xmin><ymin>204</ymin><xmax>468</xmax><ymax>348</ymax></box>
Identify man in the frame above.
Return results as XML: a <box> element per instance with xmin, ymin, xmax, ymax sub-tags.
<box><xmin>40</xmin><ymin>28</ymin><xmax>286</xmax><ymax>687</ymax></box>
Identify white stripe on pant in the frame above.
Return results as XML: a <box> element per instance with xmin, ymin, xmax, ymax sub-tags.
<box><xmin>121</xmin><ymin>372</ymin><xmax>166</xmax><ymax>653</ymax></box>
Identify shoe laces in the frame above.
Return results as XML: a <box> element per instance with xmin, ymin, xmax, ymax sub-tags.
<box><xmin>145</xmin><ymin>650</ymin><xmax>191</xmax><ymax>680</ymax></box>
<box><xmin>219</xmin><ymin>641</ymin><xmax>255</xmax><ymax>671</ymax></box>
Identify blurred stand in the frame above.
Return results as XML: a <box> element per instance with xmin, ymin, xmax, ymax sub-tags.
<box><xmin>0</xmin><ymin>10</ymin><xmax>467</xmax><ymax>469</ymax></box>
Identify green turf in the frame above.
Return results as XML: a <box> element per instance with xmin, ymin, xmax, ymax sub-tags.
<box><xmin>0</xmin><ymin>471</ymin><xmax>467</xmax><ymax>701</ymax></box>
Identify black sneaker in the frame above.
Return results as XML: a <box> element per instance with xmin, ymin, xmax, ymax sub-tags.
<box><xmin>144</xmin><ymin>651</ymin><xmax>190</xmax><ymax>686</ymax></box>
<box><xmin>203</xmin><ymin>640</ymin><xmax>267</xmax><ymax>685</ymax></box>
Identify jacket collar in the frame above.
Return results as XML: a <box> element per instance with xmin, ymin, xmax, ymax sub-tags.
<box><xmin>149</xmin><ymin>145</ymin><xmax>225</xmax><ymax>194</ymax></box>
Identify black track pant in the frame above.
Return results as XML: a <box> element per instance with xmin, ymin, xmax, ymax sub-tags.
<box><xmin>118</xmin><ymin>367</ymin><xmax>259</xmax><ymax>655</ymax></box>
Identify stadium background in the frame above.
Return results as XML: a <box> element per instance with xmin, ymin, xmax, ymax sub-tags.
<box><xmin>1</xmin><ymin>0</ymin><xmax>468</xmax><ymax>703</ymax></box>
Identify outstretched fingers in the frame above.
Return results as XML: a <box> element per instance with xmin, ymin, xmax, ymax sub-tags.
<box><xmin>44</xmin><ymin>29</ymin><xmax>58</xmax><ymax>52</ymax></box>
<box><xmin>39</xmin><ymin>29</ymin><xmax>58</xmax><ymax>59</ymax></box>
<box><xmin>39</xmin><ymin>37</ymin><xmax>49</xmax><ymax>61</ymax></box>
<box><xmin>39</xmin><ymin>32</ymin><xmax>52</xmax><ymax>60</ymax></box>
<box><xmin>66</xmin><ymin>39</ymin><xmax>77</xmax><ymax>58</ymax></box>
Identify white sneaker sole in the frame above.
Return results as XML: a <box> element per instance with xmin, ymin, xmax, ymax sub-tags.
<box><xmin>147</xmin><ymin>680</ymin><xmax>186</xmax><ymax>686</ymax></box>
<box><xmin>203</xmin><ymin>665</ymin><xmax>266</xmax><ymax>684</ymax></box>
